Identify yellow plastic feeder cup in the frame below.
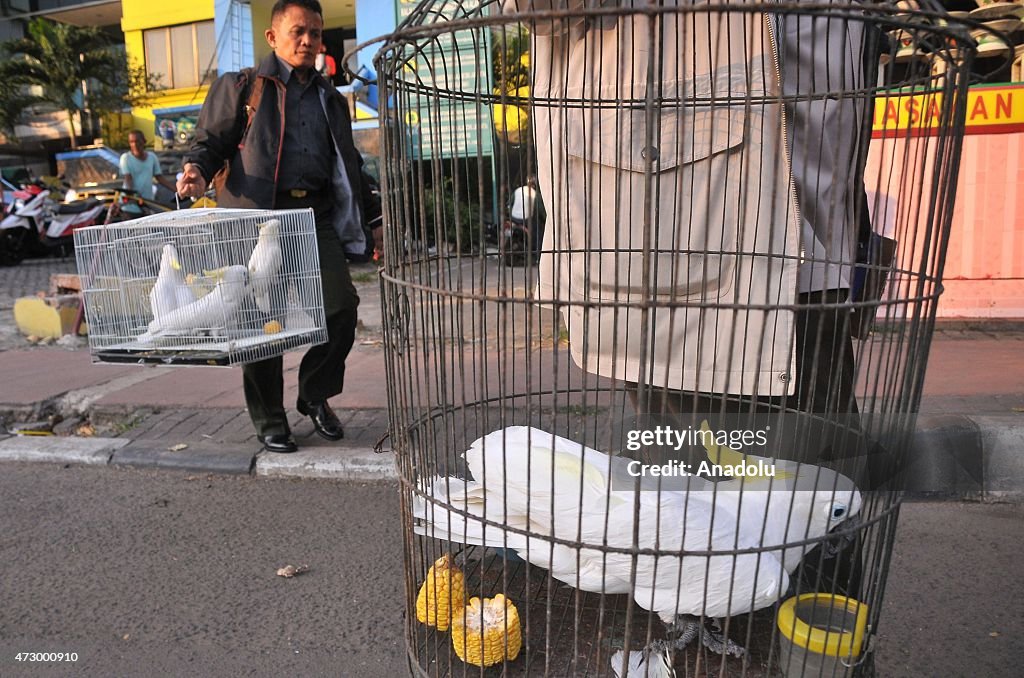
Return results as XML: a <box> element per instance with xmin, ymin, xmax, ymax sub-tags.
<box><xmin>776</xmin><ymin>594</ymin><xmax>868</xmax><ymax>678</ymax></box>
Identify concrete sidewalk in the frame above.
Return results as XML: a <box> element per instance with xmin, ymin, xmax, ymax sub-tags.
<box><xmin>0</xmin><ymin>340</ymin><xmax>394</xmax><ymax>479</ymax></box>
<box><xmin>0</xmin><ymin>325</ymin><xmax>1022</xmax><ymax>495</ymax></box>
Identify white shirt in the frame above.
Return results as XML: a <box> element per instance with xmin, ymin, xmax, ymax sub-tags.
<box><xmin>509</xmin><ymin>185</ymin><xmax>537</xmax><ymax>221</ymax></box>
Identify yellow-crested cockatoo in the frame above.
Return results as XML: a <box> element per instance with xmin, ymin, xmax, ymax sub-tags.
<box><xmin>247</xmin><ymin>218</ymin><xmax>283</xmax><ymax>315</ymax></box>
<box><xmin>138</xmin><ymin>265</ymin><xmax>249</xmax><ymax>343</ymax></box>
<box><xmin>413</xmin><ymin>426</ymin><xmax>862</xmax><ymax>667</ymax></box>
<box><xmin>149</xmin><ymin>243</ymin><xmax>195</xmax><ymax>322</ymax></box>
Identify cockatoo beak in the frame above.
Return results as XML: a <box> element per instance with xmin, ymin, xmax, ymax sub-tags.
<box><xmin>824</xmin><ymin>515</ymin><xmax>861</xmax><ymax>558</ymax></box>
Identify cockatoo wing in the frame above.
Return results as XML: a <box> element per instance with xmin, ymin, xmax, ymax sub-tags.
<box><xmin>619</xmin><ymin>492</ymin><xmax>789</xmax><ymax>620</ymax></box>
<box><xmin>464</xmin><ymin>427</ymin><xmax>615</xmax><ymax>531</ymax></box>
<box><xmin>610</xmin><ymin>648</ymin><xmax>676</xmax><ymax>678</ymax></box>
<box><xmin>140</xmin><ymin>265</ymin><xmax>249</xmax><ymax>341</ymax></box>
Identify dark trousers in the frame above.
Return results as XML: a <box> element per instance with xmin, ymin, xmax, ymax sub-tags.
<box><xmin>243</xmin><ymin>197</ymin><xmax>360</xmax><ymax>436</ymax></box>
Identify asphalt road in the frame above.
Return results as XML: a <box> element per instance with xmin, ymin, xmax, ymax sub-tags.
<box><xmin>1</xmin><ymin>465</ymin><xmax>1021</xmax><ymax>677</ymax></box>
<box><xmin>0</xmin><ymin>464</ymin><xmax>407</xmax><ymax>677</ymax></box>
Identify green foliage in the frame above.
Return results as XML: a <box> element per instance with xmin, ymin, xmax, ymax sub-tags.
<box><xmin>491</xmin><ymin>24</ymin><xmax>530</xmax><ymax>94</ymax></box>
<box><xmin>0</xmin><ymin>77</ymin><xmax>45</xmax><ymax>141</ymax></box>
<box><xmin>422</xmin><ymin>176</ymin><xmax>485</xmax><ymax>254</ymax></box>
<box><xmin>90</xmin><ymin>56</ymin><xmax>164</xmax><ymax>116</ymax></box>
<box><xmin>0</xmin><ymin>19</ymin><xmax>162</xmax><ymax>147</ymax></box>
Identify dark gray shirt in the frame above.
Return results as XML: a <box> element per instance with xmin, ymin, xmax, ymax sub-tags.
<box><xmin>275</xmin><ymin>56</ymin><xmax>333</xmax><ymax>192</ymax></box>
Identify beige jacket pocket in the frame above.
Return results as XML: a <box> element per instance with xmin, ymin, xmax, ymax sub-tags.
<box><xmin>564</xmin><ymin>103</ymin><xmax>747</xmax><ymax>301</ymax></box>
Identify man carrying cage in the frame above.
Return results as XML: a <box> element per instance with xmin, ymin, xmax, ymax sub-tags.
<box><xmin>177</xmin><ymin>0</ymin><xmax>381</xmax><ymax>454</ymax></box>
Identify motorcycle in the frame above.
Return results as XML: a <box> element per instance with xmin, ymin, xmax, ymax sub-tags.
<box><xmin>500</xmin><ymin>181</ymin><xmax>545</xmax><ymax>268</ymax></box>
<box><xmin>0</xmin><ymin>182</ymin><xmax>132</xmax><ymax>265</ymax></box>
<box><xmin>44</xmin><ymin>195</ymin><xmax>107</xmax><ymax>255</ymax></box>
<box><xmin>69</xmin><ymin>186</ymin><xmax>171</xmax><ymax>223</ymax></box>
<box><xmin>0</xmin><ymin>182</ymin><xmax>51</xmax><ymax>265</ymax></box>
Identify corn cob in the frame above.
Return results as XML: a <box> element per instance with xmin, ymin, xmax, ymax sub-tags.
<box><xmin>452</xmin><ymin>593</ymin><xmax>522</xmax><ymax>667</ymax></box>
<box><xmin>415</xmin><ymin>554</ymin><xmax>465</xmax><ymax>631</ymax></box>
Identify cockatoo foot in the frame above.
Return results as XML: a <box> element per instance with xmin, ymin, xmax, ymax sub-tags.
<box><xmin>664</xmin><ymin>617</ymin><xmax>700</xmax><ymax>649</ymax></box>
<box><xmin>699</xmin><ymin>619</ymin><xmax>746</xmax><ymax>658</ymax></box>
<box><xmin>664</xmin><ymin>616</ymin><xmax>745</xmax><ymax>658</ymax></box>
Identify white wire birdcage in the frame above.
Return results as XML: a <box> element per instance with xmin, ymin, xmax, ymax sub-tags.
<box><xmin>73</xmin><ymin>208</ymin><xmax>328</xmax><ymax>366</ymax></box>
<box><xmin>368</xmin><ymin>1</ymin><xmax>984</xmax><ymax>676</ymax></box>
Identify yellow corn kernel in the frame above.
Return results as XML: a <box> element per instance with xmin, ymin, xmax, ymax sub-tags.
<box><xmin>415</xmin><ymin>554</ymin><xmax>465</xmax><ymax>631</ymax></box>
<box><xmin>452</xmin><ymin>594</ymin><xmax>522</xmax><ymax>667</ymax></box>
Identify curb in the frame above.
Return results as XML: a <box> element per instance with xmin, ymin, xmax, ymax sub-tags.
<box><xmin>0</xmin><ymin>415</ymin><xmax>1016</xmax><ymax>495</ymax></box>
<box><xmin>112</xmin><ymin>440</ymin><xmax>256</xmax><ymax>475</ymax></box>
<box><xmin>904</xmin><ymin>414</ymin><xmax>1024</xmax><ymax>500</ymax></box>
<box><xmin>0</xmin><ymin>433</ymin><xmax>397</xmax><ymax>481</ymax></box>
<box><xmin>256</xmin><ymin>446</ymin><xmax>397</xmax><ymax>480</ymax></box>
<box><xmin>0</xmin><ymin>435</ymin><xmax>129</xmax><ymax>465</ymax></box>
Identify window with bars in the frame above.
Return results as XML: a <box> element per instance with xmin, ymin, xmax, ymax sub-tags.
<box><xmin>144</xmin><ymin>21</ymin><xmax>218</xmax><ymax>90</ymax></box>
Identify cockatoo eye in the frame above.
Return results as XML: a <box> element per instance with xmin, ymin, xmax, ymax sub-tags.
<box><xmin>831</xmin><ymin>505</ymin><xmax>847</xmax><ymax>520</ymax></box>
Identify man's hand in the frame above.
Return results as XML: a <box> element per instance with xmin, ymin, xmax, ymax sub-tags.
<box><xmin>372</xmin><ymin>225</ymin><xmax>384</xmax><ymax>263</ymax></box>
<box><xmin>177</xmin><ymin>163</ymin><xmax>207</xmax><ymax>199</ymax></box>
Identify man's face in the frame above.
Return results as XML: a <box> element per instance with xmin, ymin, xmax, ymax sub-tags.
<box><xmin>265</xmin><ymin>5</ymin><xmax>323</xmax><ymax>72</ymax></box>
<box><xmin>128</xmin><ymin>134</ymin><xmax>146</xmax><ymax>159</ymax></box>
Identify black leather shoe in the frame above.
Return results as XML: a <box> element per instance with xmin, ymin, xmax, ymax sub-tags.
<box><xmin>261</xmin><ymin>433</ymin><xmax>298</xmax><ymax>454</ymax></box>
<box><xmin>297</xmin><ymin>399</ymin><xmax>344</xmax><ymax>441</ymax></box>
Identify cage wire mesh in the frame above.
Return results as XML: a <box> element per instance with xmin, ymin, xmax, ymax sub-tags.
<box><xmin>73</xmin><ymin>208</ymin><xmax>328</xmax><ymax>366</ymax></box>
<box><xmin>372</xmin><ymin>1</ymin><xmax>980</xmax><ymax>676</ymax></box>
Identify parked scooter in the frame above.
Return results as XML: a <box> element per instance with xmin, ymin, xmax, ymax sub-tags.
<box><xmin>0</xmin><ymin>181</ymin><xmax>110</xmax><ymax>264</ymax></box>
<box><xmin>0</xmin><ymin>182</ymin><xmax>51</xmax><ymax>265</ymax></box>
<box><xmin>85</xmin><ymin>187</ymin><xmax>171</xmax><ymax>222</ymax></box>
<box><xmin>44</xmin><ymin>195</ymin><xmax>107</xmax><ymax>254</ymax></box>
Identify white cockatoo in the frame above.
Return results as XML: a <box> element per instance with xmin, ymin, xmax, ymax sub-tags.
<box><xmin>414</xmin><ymin>426</ymin><xmax>862</xmax><ymax>668</ymax></box>
<box><xmin>137</xmin><ymin>265</ymin><xmax>249</xmax><ymax>343</ymax></box>
<box><xmin>149</xmin><ymin>243</ymin><xmax>194</xmax><ymax>322</ymax></box>
<box><xmin>247</xmin><ymin>218</ymin><xmax>283</xmax><ymax>315</ymax></box>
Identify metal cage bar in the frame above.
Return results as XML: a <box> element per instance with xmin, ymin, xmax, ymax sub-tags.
<box><xmin>74</xmin><ymin>208</ymin><xmax>328</xmax><ymax>366</ymax></box>
<box><xmin>374</xmin><ymin>2</ymin><xmax>978</xmax><ymax>676</ymax></box>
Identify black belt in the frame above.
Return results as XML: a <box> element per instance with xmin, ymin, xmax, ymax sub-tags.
<box><xmin>277</xmin><ymin>188</ymin><xmax>329</xmax><ymax>200</ymax></box>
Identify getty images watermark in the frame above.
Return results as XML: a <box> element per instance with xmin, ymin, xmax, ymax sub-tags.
<box><xmin>623</xmin><ymin>423</ymin><xmax>777</xmax><ymax>478</ymax></box>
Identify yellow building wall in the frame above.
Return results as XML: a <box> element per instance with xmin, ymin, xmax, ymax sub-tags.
<box><xmin>252</xmin><ymin>1</ymin><xmax>272</xmax><ymax>63</ymax></box>
<box><xmin>121</xmin><ymin>0</ymin><xmax>217</xmax><ymax>141</ymax></box>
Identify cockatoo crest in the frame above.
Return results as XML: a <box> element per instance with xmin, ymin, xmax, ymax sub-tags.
<box><xmin>699</xmin><ymin>419</ymin><xmax>795</xmax><ymax>483</ymax></box>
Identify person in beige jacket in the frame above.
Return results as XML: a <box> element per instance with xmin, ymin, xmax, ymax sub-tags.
<box><xmin>503</xmin><ymin>0</ymin><xmax>873</xmax><ymax>419</ymax></box>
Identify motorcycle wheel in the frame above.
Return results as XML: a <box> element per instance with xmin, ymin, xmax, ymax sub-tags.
<box><xmin>0</xmin><ymin>229</ymin><xmax>26</xmax><ymax>266</ymax></box>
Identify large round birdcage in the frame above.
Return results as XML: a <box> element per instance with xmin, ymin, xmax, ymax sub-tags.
<box><xmin>371</xmin><ymin>1</ymin><xmax>982</xmax><ymax>676</ymax></box>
